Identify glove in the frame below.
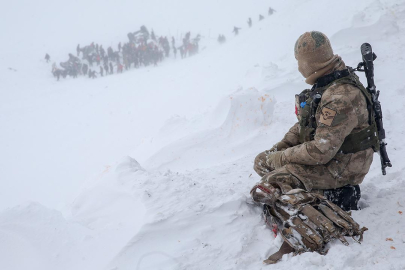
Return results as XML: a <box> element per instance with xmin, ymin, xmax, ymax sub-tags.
<box><xmin>266</xmin><ymin>151</ymin><xmax>287</xmax><ymax>170</ymax></box>
<box><xmin>268</xmin><ymin>141</ymin><xmax>290</xmax><ymax>152</ymax></box>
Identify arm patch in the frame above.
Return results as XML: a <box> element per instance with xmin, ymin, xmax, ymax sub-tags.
<box><xmin>319</xmin><ymin>107</ymin><xmax>337</xmax><ymax>126</ymax></box>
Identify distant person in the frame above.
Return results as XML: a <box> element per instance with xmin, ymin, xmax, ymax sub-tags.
<box><xmin>109</xmin><ymin>62</ymin><xmax>113</xmax><ymax>74</ymax></box>
<box><xmin>232</xmin><ymin>27</ymin><xmax>241</xmax><ymax>35</ymax></box>
<box><xmin>268</xmin><ymin>7</ymin><xmax>276</xmax><ymax>15</ymax></box>
<box><xmin>45</xmin><ymin>53</ymin><xmax>50</xmax><ymax>63</ymax></box>
<box><xmin>179</xmin><ymin>46</ymin><xmax>184</xmax><ymax>59</ymax></box>
<box><xmin>72</xmin><ymin>68</ymin><xmax>78</xmax><ymax>78</ymax></box>
<box><xmin>90</xmin><ymin>70</ymin><xmax>97</xmax><ymax>79</ymax></box>
<box><xmin>88</xmin><ymin>55</ymin><xmax>93</xmax><ymax>67</ymax></box>
<box><xmin>100</xmin><ymin>66</ymin><xmax>104</xmax><ymax>77</ymax></box>
<box><xmin>52</xmin><ymin>65</ymin><xmax>61</xmax><ymax>81</ymax></box>
<box><xmin>248</xmin><ymin>18</ymin><xmax>252</xmax><ymax>28</ymax></box>
<box><xmin>259</xmin><ymin>14</ymin><xmax>264</xmax><ymax>21</ymax></box>
<box><xmin>104</xmin><ymin>62</ymin><xmax>109</xmax><ymax>75</ymax></box>
<box><xmin>55</xmin><ymin>70</ymin><xmax>61</xmax><ymax>81</ymax></box>
<box><xmin>100</xmin><ymin>46</ymin><xmax>105</xmax><ymax>58</ymax></box>
<box><xmin>76</xmin><ymin>44</ymin><xmax>80</xmax><ymax>56</ymax></box>
<box><xmin>217</xmin><ymin>35</ymin><xmax>226</xmax><ymax>44</ymax></box>
<box><xmin>82</xmin><ymin>63</ymin><xmax>88</xmax><ymax>76</ymax></box>
<box><xmin>68</xmin><ymin>53</ymin><xmax>78</xmax><ymax>62</ymax></box>
<box><xmin>117</xmin><ymin>63</ymin><xmax>123</xmax><ymax>73</ymax></box>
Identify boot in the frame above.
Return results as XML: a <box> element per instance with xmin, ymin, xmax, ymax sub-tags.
<box><xmin>263</xmin><ymin>241</ymin><xmax>295</xmax><ymax>264</ymax></box>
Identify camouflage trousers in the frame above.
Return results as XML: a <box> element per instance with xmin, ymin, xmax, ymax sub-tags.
<box><xmin>254</xmin><ymin>151</ymin><xmax>345</xmax><ymax>193</ymax></box>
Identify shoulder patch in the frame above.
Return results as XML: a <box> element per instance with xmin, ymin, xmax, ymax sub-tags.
<box><xmin>319</xmin><ymin>107</ymin><xmax>337</xmax><ymax>126</ymax></box>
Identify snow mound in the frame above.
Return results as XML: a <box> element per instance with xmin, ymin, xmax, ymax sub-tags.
<box><xmin>2</xmin><ymin>0</ymin><xmax>405</xmax><ymax>269</ymax></box>
<box><xmin>144</xmin><ymin>87</ymin><xmax>276</xmax><ymax>171</ymax></box>
<box><xmin>0</xmin><ymin>203</ymin><xmax>85</xmax><ymax>270</ymax></box>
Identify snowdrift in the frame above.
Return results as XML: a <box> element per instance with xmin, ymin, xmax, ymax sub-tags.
<box><xmin>1</xmin><ymin>0</ymin><xmax>405</xmax><ymax>269</ymax></box>
<box><xmin>144</xmin><ymin>87</ymin><xmax>276</xmax><ymax>171</ymax></box>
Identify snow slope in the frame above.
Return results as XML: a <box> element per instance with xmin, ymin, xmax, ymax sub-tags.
<box><xmin>1</xmin><ymin>0</ymin><xmax>405</xmax><ymax>269</ymax></box>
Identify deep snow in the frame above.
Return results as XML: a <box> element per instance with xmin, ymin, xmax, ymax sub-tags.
<box><xmin>1</xmin><ymin>0</ymin><xmax>405</xmax><ymax>269</ymax></box>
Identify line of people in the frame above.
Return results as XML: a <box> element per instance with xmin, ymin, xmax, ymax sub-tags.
<box><xmin>48</xmin><ymin>25</ymin><xmax>200</xmax><ymax>81</ymax></box>
<box><xmin>218</xmin><ymin>7</ymin><xmax>276</xmax><ymax>43</ymax></box>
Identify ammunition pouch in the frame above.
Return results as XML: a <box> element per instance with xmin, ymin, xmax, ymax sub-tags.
<box><xmin>339</xmin><ymin>122</ymin><xmax>380</xmax><ymax>153</ymax></box>
<box><xmin>263</xmin><ymin>189</ymin><xmax>367</xmax><ymax>254</ymax></box>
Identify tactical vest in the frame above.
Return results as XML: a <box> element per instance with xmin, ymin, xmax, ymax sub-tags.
<box><xmin>295</xmin><ymin>69</ymin><xmax>379</xmax><ymax>154</ymax></box>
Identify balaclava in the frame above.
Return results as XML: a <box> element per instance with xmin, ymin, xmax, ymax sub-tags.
<box><xmin>294</xmin><ymin>31</ymin><xmax>345</xmax><ymax>85</ymax></box>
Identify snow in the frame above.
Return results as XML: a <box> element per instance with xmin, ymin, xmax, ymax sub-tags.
<box><xmin>1</xmin><ymin>0</ymin><xmax>405</xmax><ymax>269</ymax></box>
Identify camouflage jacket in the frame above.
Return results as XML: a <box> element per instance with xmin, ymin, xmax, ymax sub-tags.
<box><xmin>276</xmin><ymin>82</ymin><xmax>374</xmax><ymax>190</ymax></box>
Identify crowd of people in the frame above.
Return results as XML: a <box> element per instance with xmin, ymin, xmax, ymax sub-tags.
<box><xmin>47</xmin><ymin>7</ymin><xmax>276</xmax><ymax>81</ymax></box>
<box><xmin>218</xmin><ymin>7</ymin><xmax>276</xmax><ymax>43</ymax></box>
<box><xmin>47</xmin><ymin>25</ymin><xmax>200</xmax><ymax>81</ymax></box>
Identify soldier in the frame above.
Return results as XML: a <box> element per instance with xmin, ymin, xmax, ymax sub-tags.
<box><xmin>91</xmin><ymin>70</ymin><xmax>97</xmax><ymax>79</ymax></box>
<box><xmin>179</xmin><ymin>46</ymin><xmax>184</xmax><ymax>59</ymax></box>
<box><xmin>100</xmin><ymin>66</ymin><xmax>104</xmax><ymax>77</ymax></box>
<box><xmin>104</xmin><ymin>62</ymin><xmax>109</xmax><ymax>75</ymax></box>
<box><xmin>268</xmin><ymin>7</ymin><xmax>275</xmax><ymax>15</ymax></box>
<box><xmin>247</xmin><ymin>18</ymin><xmax>252</xmax><ymax>28</ymax></box>
<box><xmin>251</xmin><ymin>31</ymin><xmax>374</xmax><ymax>263</ymax></box>
<box><xmin>100</xmin><ymin>45</ymin><xmax>105</xmax><ymax>58</ymax></box>
<box><xmin>88</xmin><ymin>55</ymin><xmax>93</xmax><ymax>67</ymax></box>
<box><xmin>259</xmin><ymin>14</ymin><xmax>264</xmax><ymax>21</ymax></box>
<box><xmin>117</xmin><ymin>62</ymin><xmax>123</xmax><ymax>73</ymax></box>
<box><xmin>45</xmin><ymin>53</ymin><xmax>50</xmax><ymax>63</ymax></box>
<box><xmin>109</xmin><ymin>62</ymin><xmax>113</xmax><ymax>74</ymax></box>
<box><xmin>82</xmin><ymin>63</ymin><xmax>88</xmax><ymax>76</ymax></box>
<box><xmin>232</xmin><ymin>26</ymin><xmax>241</xmax><ymax>35</ymax></box>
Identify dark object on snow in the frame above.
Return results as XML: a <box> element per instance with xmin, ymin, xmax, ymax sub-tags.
<box><xmin>109</xmin><ymin>62</ymin><xmax>113</xmax><ymax>74</ymax></box>
<box><xmin>217</xmin><ymin>35</ymin><xmax>226</xmax><ymax>44</ymax></box>
<box><xmin>324</xmin><ymin>185</ymin><xmax>361</xmax><ymax>211</ymax></box>
<box><xmin>352</xmin><ymin>43</ymin><xmax>392</xmax><ymax>175</ymax></box>
<box><xmin>232</xmin><ymin>27</ymin><xmax>241</xmax><ymax>35</ymax></box>
<box><xmin>82</xmin><ymin>64</ymin><xmax>88</xmax><ymax>75</ymax></box>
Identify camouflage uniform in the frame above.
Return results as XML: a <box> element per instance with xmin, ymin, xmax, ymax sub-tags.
<box><xmin>255</xmin><ymin>81</ymin><xmax>374</xmax><ymax>192</ymax></box>
<box><xmin>252</xmin><ymin>31</ymin><xmax>373</xmax><ymax>264</ymax></box>
<box><xmin>253</xmin><ymin>31</ymin><xmax>374</xmax><ymax>195</ymax></box>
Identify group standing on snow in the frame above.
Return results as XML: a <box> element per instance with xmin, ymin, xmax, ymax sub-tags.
<box><xmin>47</xmin><ymin>25</ymin><xmax>200</xmax><ymax>81</ymax></box>
<box><xmin>47</xmin><ymin>6</ymin><xmax>276</xmax><ymax>81</ymax></box>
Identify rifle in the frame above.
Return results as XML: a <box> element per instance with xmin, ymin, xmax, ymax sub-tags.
<box><xmin>354</xmin><ymin>43</ymin><xmax>392</xmax><ymax>175</ymax></box>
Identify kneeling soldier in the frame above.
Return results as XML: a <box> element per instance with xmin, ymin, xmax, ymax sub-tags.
<box><xmin>251</xmin><ymin>31</ymin><xmax>376</xmax><ymax>264</ymax></box>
